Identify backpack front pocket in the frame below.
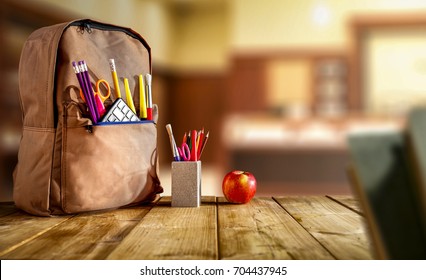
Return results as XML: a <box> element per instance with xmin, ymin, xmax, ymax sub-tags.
<box><xmin>61</xmin><ymin>104</ymin><xmax>162</xmax><ymax>213</ymax></box>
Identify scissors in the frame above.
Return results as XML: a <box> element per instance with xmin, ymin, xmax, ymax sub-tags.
<box><xmin>79</xmin><ymin>79</ymin><xmax>111</xmax><ymax>104</ymax></box>
<box><xmin>178</xmin><ymin>143</ymin><xmax>191</xmax><ymax>161</ymax></box>
<box><xmin>80</xmin><ymin>79</ymin><xmax>111</xmax><ymax>117</ymax></box>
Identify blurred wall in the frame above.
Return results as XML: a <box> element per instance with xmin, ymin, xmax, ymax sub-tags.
<box><xmin>170</xmin><ymin>2</ymin><xmax>229</xmax><ymax>72</ymax></box>
<box><xmin>364</xmin><ymin>27</ymin><xmax>426</xmax><ymax>115</ymax></box>
<box><xmin>26</xmin><ymin>0</ymin><xmax>426</xmax><ymax>72</ymax></box>
<box><xmin>230</xmin><ymin>0</ymin><xmax>426</xmax><ymax>50</ymax></box>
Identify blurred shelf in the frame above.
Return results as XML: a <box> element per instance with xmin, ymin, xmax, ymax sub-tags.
<box><xmin>221</xmin><ymin>113</ymin><xmax>404</xmax><ymax>151</ymax></box>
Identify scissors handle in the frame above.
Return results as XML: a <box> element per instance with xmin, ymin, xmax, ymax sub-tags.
<box><xmin>79</xmin><ymin>79</ymin><xmax>111</xmax><ymax>103</ymax></box>
<box><xmin>178</xmin><ymin>143</ymin><xmax>191</xmax><ymax>161</ymax></box>
<box><xmin>94</xmin><ymin>79</ymin><xmax>111</xmax><ymax>103</ymax></box>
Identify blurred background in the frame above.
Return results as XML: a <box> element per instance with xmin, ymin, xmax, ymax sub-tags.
<box><xmin>1</xmin><ymin>0</ymin><xmax>426</xmax><ymax>200</ymax></box>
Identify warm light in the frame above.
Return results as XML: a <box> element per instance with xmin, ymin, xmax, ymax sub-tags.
<box><xmin>312</xmin><ymin>2</ymin><xmax>330</xmax><ymax>26</ymax></box>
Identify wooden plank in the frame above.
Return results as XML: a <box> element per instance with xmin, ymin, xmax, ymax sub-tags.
<box><xmin>217</xmin><ymin>197</ymin><xmax>334</xmax><ymax>260</ymax></box>
<box><xmin>274</xmin><ymin>196</ymin><xmax>374</xmax><ymax>260</ymax></box>
<box><xmin>1</xmin><ymin>205</ymin><xmax>152</xmax><ymax>259</ymax></box>
<box><xmin>107</xmin><ymin>196</ymin><xmax>217</xmax><ymax>260</ymax></box>
<box><xmin>327</xmin><ymin>195</ymin><xmax>363</xmax><ymax>215</ymax></box>
<box><xmin>0</xmin><ymin>202</ymin><xmax>18</xmax><ymax>217</ymax></box>
<box><xmin>0</xmin><ymin>212</ymin><xmax>71</xmax><ymax>257</ymax></box>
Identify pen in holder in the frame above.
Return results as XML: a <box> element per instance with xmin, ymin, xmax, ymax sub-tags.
<box><xmin>171</xmin><ymin>161</ymin><xmax>201</xmax><ymax>207</ymax></box>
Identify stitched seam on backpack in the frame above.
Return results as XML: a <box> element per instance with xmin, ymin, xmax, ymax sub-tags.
<box><xmin>23</xmin><ymin>126</ymin><xmax>55</xmax><ymax>133</ymax></box>
<box><xmin>45</xmin><ymin>23</ymin><xmax>64</xmax><ymax>130</ymax></box>
<box><xmin>62</xmin><ymin>113</ymin><xmax>68</xmax><ymax>212</ymax></box>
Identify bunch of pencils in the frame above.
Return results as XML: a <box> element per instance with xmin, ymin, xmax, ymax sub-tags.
<box><xmin>183</xmin><ymin>128</ymin><xmax>209</xmax><ymax>161</ymax></box>
<box><xmin>72</xmin><ymin>61</ymin><xmax>99</xmax><ymax>123</ymax></box>
<box><xmin>166</xmin><ymin>124</ymin><xmax>209</xmax><ymax>162</ymax></box>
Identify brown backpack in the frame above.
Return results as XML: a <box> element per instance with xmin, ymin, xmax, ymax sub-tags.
<box><xmin>13</xmin><ymin>19</ymin><xmax>163</xmax><ymax>216</ymax></box>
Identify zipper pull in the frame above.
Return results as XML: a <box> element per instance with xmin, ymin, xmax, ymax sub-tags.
<box><xmin>85</xmin><ymin>125</ymin><xmax>93</xmax><ymax>134</ymax></box>
<box><xmin>84</xmin><ymin>22</ymin><xmax>92</xmax><ymax>34</ymax></box>
<box><xmin>77</xmin><ymin>22</ymin><xmax>92</xmax><ymax>34</ymax></box>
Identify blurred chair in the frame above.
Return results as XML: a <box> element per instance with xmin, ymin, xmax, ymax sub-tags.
<box><xmin>347</xmin><ymin>119</ymin><xmax>426</xmax><ymax>259</ymax></box>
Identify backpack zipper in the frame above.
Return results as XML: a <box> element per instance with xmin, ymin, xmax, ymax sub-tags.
<box><xmin>85</xmin><ymin>120</ymin><xmax>155</xmax><ymax>134</ymax></box>
<box><xmin>76</xmin><ymin>21</ymin><xmax>92</xmax><ymax>34</ymax></box>
<box><xmin>71</xmin><ymin>20</ymin><xmax>141</xmax><ymax>41</ymax></box>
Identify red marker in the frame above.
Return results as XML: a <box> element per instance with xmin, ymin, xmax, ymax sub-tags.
<box><xmin>145</xmin><ymin>74</ymin><xmax>153</xmax><ymax>120</ymax></box>
<box><xmin>191</xmin><ymin>130</ymin><xmax>198</xmax><ymax>161</ymax></box>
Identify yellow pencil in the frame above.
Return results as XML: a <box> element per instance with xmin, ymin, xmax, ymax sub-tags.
<box><xmin>124</xmin><ymin>78</ymin><xmax>136</xmax><ymax>114</ymax></box>
<box><xmin>109</xmin><ymin>59</ymin><xmax>121</xmax><ymax>99</ymax></box>
<box><xmin>139</xmin><ymin>74</ymin><xmax>147</xmax><ymax>119</ymax></box>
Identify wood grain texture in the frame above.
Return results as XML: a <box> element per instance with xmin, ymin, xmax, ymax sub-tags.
<box><xmin>1</xmin><ymin>206</ymin><xmax>152</xmax><ymax>259</ymax></box>
<box><xmin>275</xmin><ymin>196</ymin><xmax>373</xmax><ymax>260</ymax></box>
<box><xmin>0</xmin><ymin>202</ymin><xmax>18</xmax><ymax>217</ymax></box>
<box><xmin>107</xmin><ymin>196</ymin><xmax>217</xmax><ymax>260</ymax></box>
<box><xmin>327</xmin><ymin>195</ymin><xmax>363</xmax><ymax>215</ymax></box>
<box><xmin>0</xmin><ymin>212</ymin><xmax>71</xmax><ymax>257</ymax></box>
<box><xmin>217</xmin><ymin>197</ymin><xmax>334</xmax><ymax>260</ymax></box>
<box><xmin>0</xmin><ymin>196</ymin><xmax>372</xmax><ymax>260</ymax></box>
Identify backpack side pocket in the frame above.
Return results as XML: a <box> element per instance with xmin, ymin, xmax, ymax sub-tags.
<box><xmin>13</xmin><ymin>127</ymin><xmax>56</xmax><ymax>216</ymax></box>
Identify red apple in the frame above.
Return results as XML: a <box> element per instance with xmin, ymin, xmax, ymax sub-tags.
<box><xmin>222</xmin><ymin>170</ymin><xmax>257</xmax><ymax>203</ymax></box>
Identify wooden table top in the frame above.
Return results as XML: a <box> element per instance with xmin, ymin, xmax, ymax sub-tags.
<box><xmin>0</xmin><ymin>196</ymin><xmax>374</xmax><ymax>260</ymax></box>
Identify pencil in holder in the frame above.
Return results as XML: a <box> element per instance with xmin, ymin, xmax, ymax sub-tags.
<box><xmin>171</xmin><ymin>161</ymin><xmax>201</xmax><ymax>207</ymax></box>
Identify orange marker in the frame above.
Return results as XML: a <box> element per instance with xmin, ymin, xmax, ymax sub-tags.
<box><xmin>182</xmin><ymin>132</ymin><xmax>187</xmax><ymax>147</ymax></box>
